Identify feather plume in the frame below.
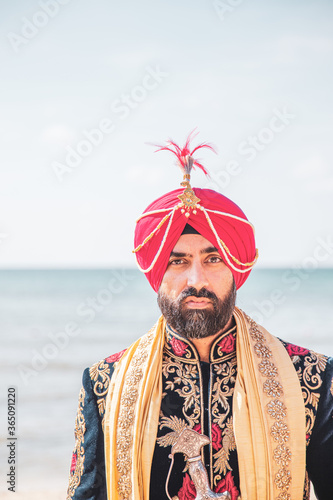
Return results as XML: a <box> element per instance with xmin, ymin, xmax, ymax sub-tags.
<box><xmin>154</xmin><ymin>129</ymin><xmax>216</xmax><ymax>177</ymax></box>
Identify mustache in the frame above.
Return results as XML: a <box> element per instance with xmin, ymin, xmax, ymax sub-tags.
<box><xmin>178</xmin><ymin>287</ymin><xmax>218</xmax><ymax>303</ymax></box>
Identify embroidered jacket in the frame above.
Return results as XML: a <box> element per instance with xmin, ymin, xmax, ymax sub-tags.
<box><xmin>67</xmin><ymin>326</ymin><xmax>333</xmax><ymax>500</ymax></box>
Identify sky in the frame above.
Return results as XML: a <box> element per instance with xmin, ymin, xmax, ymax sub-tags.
<box><xmin>1</xmin><ymin>0</ymin><xmax>333</xmax><ymax>268</ymax></box>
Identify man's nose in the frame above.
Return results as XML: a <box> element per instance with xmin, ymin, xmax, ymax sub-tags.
<box><xmin>186</xmin><ymin>262</ymin><xmax>209</xmax><ymax>290</ymax></box>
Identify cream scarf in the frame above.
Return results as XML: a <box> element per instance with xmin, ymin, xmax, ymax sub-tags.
<box><xmin>104</xmin><ymin>308</ymin><xmax>306</xmax><ymax>499</ymax></box>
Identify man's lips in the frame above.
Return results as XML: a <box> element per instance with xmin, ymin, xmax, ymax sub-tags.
<box><xmin>183</xmin><ymin>297</ymin><xmax>213</xmax><ymax>309</ymax></box>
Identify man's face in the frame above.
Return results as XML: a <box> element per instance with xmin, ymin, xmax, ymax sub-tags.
<box><xmin>157</xmin><ymin>234</ymin><xmax>236</xmax><ymax>339</ymax></box>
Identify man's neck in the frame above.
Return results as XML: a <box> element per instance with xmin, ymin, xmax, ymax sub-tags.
<box><xmin>190</xmin><ymin>315</ymin><xmax>235</xmax><ymax>362</ymax></box>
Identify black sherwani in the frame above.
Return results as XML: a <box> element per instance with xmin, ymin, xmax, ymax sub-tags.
<box><xmin>67</xmin><ymin>323</ymin><xmax>333</xmax><ymax>500</ymax></box>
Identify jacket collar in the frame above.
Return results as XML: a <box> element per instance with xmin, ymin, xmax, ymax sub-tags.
<box><xmin>164</xmin><ymin>320</ymin><xmax>237</xmax><ymax>363</ymax></box>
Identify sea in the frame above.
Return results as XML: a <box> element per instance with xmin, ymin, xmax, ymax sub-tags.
<box><xmin>0</xmin><ymin>268</ymin><xmax>332</xmax><ymax>494</ymax></box>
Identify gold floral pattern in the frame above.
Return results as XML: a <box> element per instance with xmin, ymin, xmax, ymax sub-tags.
<box><xmin>212</xmin><ymin>417</ymin><xmax>236</xmax><ymax>481</ymax></box>
<box><xmin>115</xmin><ymin>329</ymin><xmax>156</xmax><ymax>499</ymax></box>
<box><xmin>281</xmin><ymin>345</ymin><xmax>328</xmax><ymax>443</ymax></box>
<box><xmin>264</xmin><ymin>379</ymin><xmax>283</xmax><ymax>398</ymax></box>
<box><xmin>158</xmin><ymin>335</ymin><xmax>238</xmax><ymax>489</ymax></box>
<box><xmin>245</xmin><ymin>313</ymin><xmax>292</xmax><ymax>500</ymax></box>
<box><xmin>267</xmin><ymin>400</ymin><xmax>287</xmax><ymax>420</ymax></box>
<box><xmin>89</xmin><ymin>360</ymin><xmax>111</xmax><ymax>430</ymax></box>
<box><xmin>211</xmin><ymin>360</ymin><xmax>236</xmax><ymax>425</ymax></box>
<box><xmin>271</xmin><ymin>421</ymin><xmax>290</xmax><ymax>443</ymax></box>
<box><xmin>258</xmin><ymin>359</ymin><xmax>278</xmax><ymax>378</ymax></box>
<box><xmin>156</xmin><ymin>321</ymin><xmax>328</xmax><ymax>500</ymax></box>
<box><xmin>254</xmin><ymin>342</ymin><xmax>272</xmax><ymax>358</ymax></box>
<box><xmin>83</xmin><ymin>321</ymin><xmax>327</xmax><ymax>500</ymax></box>
<box><xmin>277</xmin><ymin>491</ymin><xmax>291</xmax><ymax>500</ymax></box>
<box><xmin>275</xmin><ymin>468</ymin><xmax>291</xmax><ymax>489</ymax></box>
<box><xmin>211</xmin><ymin>361</ymin><xmax>237</xmax><ymax>485</ymax></box>
<box><xmin>67</xmin><ymin>387</ymin><xmax>86</xmax><ymax>499</ymax></box>
<box><xmin>161</xmin><ymin>353</ymin><xmax>201</xmax><ymax>428</ymax></box>
<box><xmin>273</xmin><ymin>445</ymin><xmax>292</xmax><ymax>467</ymax></box>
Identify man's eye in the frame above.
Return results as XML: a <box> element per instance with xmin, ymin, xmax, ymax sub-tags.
<box><xmin>169</xmin><ymin>259</ymin><xmax>184</xmax><ymax>265</ymax></box>
<box><xmin>207</xmin><ymin>256</ymin><xmax>222</xmax><ymax>263</ymax></box>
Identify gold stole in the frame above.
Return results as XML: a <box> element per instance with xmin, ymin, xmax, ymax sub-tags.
<box><xmin>233</xmin><ymin>308</ymin><xmax>306</xmax><ymax>499</ymax></box>
<box><xmin>104</xmin><ymin>309</ymin><xmax>306</xmax><ymax>499</ymax></box>
<box><xmin>104</xmin><ymin>316</ymin><xmax>165</xmax><ymax>500</ymax></box>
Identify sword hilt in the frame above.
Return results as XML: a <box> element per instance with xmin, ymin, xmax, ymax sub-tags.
<box><xmin>169</xmin><ymin>427</ymin><xmax>231</xmax><ymax>500</ymax></box>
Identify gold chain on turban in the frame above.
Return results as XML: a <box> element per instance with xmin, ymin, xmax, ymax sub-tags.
<box><xmin>133</xmin><ymin>203</ymin><xmax>258</xmax><ymax>274</ymax></box>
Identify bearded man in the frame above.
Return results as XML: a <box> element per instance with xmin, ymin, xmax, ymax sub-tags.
<box><xmin>67</xmin><ymin>133</ymin><xmax>333</xmax><ymax>500</ymax></box>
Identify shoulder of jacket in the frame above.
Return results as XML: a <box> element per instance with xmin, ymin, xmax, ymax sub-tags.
<box><xmin>277</xmin><ymin>338</ymin><xmax>328</xmax><ymax>370</ymax></box>
<box><xmin>86</xmin><ymin>348</ymin><xmax>127</xmax><ymax>425</ymax></box>
<box><xmin>88</xmin><ymin>348</ymin><xmax>127</xmax><ymax>380</ymax></box>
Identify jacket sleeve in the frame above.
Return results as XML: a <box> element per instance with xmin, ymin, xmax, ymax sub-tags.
<box><xmin>306</xmin><ymin>356</ymin><xmax>333</xmax><ymax>500</ymax></box>
<box><xmin>66</xmin><ymin>367</ymin><xmax>108</xmax><ymax>500</ymax></box>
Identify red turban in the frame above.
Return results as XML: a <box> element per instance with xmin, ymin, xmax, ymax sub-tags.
<box><xmin>133</xmin><ymin>187</ymin><xmax>258</xmax><ymax>292</ymax></box>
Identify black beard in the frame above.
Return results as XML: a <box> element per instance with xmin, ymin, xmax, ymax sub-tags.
<box><xmin>157</xmin><ymin>282</ymin><xmax>236</xmax><ymax>340</ymax></box>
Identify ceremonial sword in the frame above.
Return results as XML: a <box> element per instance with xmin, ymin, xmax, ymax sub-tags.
<box><xmin>166</xmin><ymin>427</ymin><xmax>231</xmax><ymax>500</ymax></box>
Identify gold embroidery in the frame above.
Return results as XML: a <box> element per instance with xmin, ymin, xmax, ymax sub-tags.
<box><xmin>258</xmin><ymin>359</ymin><xmax>278</xmax><ymax>378</ymax></box>
<box><xmin>157</xmin><ymin>320</ymin><xmax>324</xmax><ymax>499</ymax></box>
<box><xmin>67</xmin><ymin>387</ymin><xmax>86</xmax><ymax>499</ymax></box>
<box><xmin>273</xmin><ymin>445</ymin><xmax>291</xmax><ymax>467</ymax></box>
<box><xmin>293</xmin><ymin>350</ymin><xmax>327</xmax><ymax>440</ymax></box>
<box><xmin>213</xmin><ymin>417</ymin><xmax>236</xmax><ymax>480</ymax></box>
<box><xmin>271</xmin><ymin>421</ymin><xmax>290</xmax><ymax>443</ymax></box>
<box><xmin>211</xmin><ymin>360</ymin><xmax>236</xmax><ymax>426</ymax></box>
<box><xmin>211</xmin><ymin>360</ymin><xmax>237</xmax><ymax>483</ymax></box>
<box><xmin>161</xmin><ymin>354</ymin><xmax>201</xmax><ymax>428</ymax></box>
<box><xmin>115</xmin><ymin>329</ymin><xmax>155</xmax><ymax>499</ymax></box>
<box><xmin>246</xmin><ymin>314</ymin><xmax>292</xmax><ymax>500</ymax></box>
<box><xmin>275</xmin><ymin>468</ymin><xmax>291</xmax><ymax>489</ymax></box>
<box><xmin>264</xmin><ymin>379</ymin><xmax>283</xmax><ymax>398</ymax></box>
<box><xmin>267</xmin><ymin>400</ymin><xmax>287</xmax><ymax>420</ymax></box>
<box><xmin>254</xmin><ymin>342</ymin><xmax>272</xmax><ymax>358</ymax></box>
<box><xmin>90</xmin><ymin>360</ymin><xmax>111</xmax><ymax>430</ymax></box>
<box><xmin>158</xmin><ymin>350</ymin><xmax>238</xmax><ymax>486</ymax></box>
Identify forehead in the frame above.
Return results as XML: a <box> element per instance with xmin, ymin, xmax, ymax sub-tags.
<box><xmin>172</xmin><ymin>234</ymin><xmax>218</xmax><ymax>254</ymax></box>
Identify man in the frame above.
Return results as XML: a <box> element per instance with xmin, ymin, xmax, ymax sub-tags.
<box><xmin>67</xmin><ymin>134</ymin><xmax>333</xmax><ymax>500</ymax></box>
